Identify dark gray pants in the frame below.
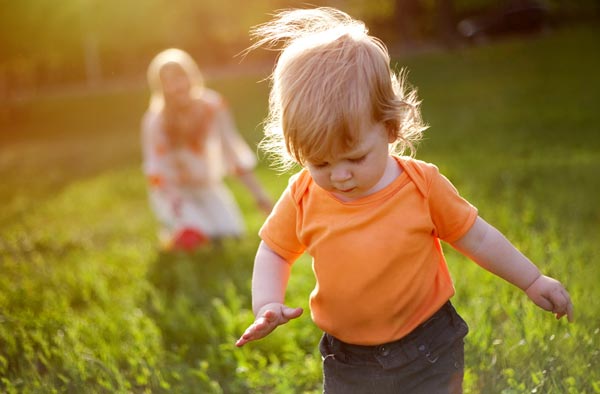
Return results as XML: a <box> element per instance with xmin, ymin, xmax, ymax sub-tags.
<box><xmin>319</xmin><ymin>301</ymin><xmax>468</xmax><ymax>394</ymax></box>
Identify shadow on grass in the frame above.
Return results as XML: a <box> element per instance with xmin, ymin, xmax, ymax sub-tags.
<box><xmin>147</xmin><ymin>239</ymin><xmax>254</xmax><ymax>297</ymax></box>
<box><xmin>144</xmin><ymin>239</ymin><xmax>256</xmax><ymax>362</ymax></box>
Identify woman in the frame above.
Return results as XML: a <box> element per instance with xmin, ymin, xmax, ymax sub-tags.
<box><xmin>142</xmin><ymin>48</ymin><xmax>272</xmax><ymax>250</ymax></box>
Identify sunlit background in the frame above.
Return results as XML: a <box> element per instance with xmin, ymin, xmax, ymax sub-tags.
<box><xmin>1</xmin><ymin>0</ymin><xmax>598</xmax><ymax>94</ymax></box>
<box><xmin>1</xmin><ymin>1</ymin><xmax>599</xmax><ymax>393</ymax></box>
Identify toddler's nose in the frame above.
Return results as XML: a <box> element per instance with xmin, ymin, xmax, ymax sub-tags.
<box><xmin>330</xmin><ymin>166</ymin><xmax>351</xmax><ymax>183</ymax></box>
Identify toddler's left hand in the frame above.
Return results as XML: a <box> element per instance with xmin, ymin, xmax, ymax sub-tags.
<box><xmin>525</xmin><ymin>275</ymin><xmax>574</xmax><ymax>322</ymax></box>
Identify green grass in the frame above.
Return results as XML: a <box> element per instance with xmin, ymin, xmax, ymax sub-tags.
<box><xmin>1</xmin><ymin>24</ymin><xmax>599</xmax><ymax>393</ymax></box>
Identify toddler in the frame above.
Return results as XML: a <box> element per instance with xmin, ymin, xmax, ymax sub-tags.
<box><xmin>235</xmin><ymin>8</ymin><xmax>573</xmax><ymax>393</ymax></box>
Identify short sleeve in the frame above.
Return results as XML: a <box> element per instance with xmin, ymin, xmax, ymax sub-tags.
<box><xmin>428</xmin><ymin>168</ymin><xmax>478</xmax><ymax>243</ymax></box>
<box><xmin>258</xmin><ymin>176</ymin><xmax>306</xmax><ymax>263</ymax></box>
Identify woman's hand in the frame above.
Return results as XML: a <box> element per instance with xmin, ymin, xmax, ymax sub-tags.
<box><xmin>256</xmin><ymin>195</ymin><xmax>274</xmax><ymax>215</ymax></box>
<box><xmin>235</xmin><ymin>302</ymin><xmax>303</xmax><ymax>347</ymax></box>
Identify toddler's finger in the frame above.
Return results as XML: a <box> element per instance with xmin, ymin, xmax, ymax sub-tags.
<box><xmin>282</xmin><ymin>307</ymin><xmax>303</xmax><ymax>320</ymax></box>
<box><xmin>549</xmin><ymin>290</ymin><xmax>574</xmax><ymax>323</ymax></box>
<box><xmin>236</xmin><ymin>329</ymin><xmax>254</xmax><ymax>347</ymax></box>
<box><xmin>262</xmin><ymin>309</ymin><xmax>278</xmax><ymax>323</ymax></box>
<box><xmin>564</xmin><ymin>294</ymin><xmax>575</xmax><ymax>323</ymax></box>
<box><xmin>567</xmin><ymin>305</ymin><xmax>574</xmax><ymax>322</ymax></box>
<box><xmin>534</xmin><ymin>295</ymin><xmax>554</xmax><ymax>312</ymax></box>
<box><xmin>561</xmin><ymin>289</ymin><xmax>574</xmax><ymax>322</ymax></box>
<box><xmin>236</xmin><ymin>324</ymin><xmax>268</xmax><ymax>347</ymax></box>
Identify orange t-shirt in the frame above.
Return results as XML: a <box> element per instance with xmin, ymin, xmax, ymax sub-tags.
<box><xmin>259</xmin><ymin>157</ymin><xmax>478</xmax><ymax>345</ymax></box>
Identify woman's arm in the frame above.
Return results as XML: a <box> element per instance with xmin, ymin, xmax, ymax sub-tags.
<box><xmin>237</xmin><ymin>171</ymin><xmax>274</xmax><ymax>215</ymax></box>
<box><xmin>236</xmin><ymin>241</ymin><xmax>303</xmax><ymax>347</ymax></box>
<box><xmin>451</xmin><ymin>216</ymin><xmax>574</xmax><ymax>322</ymax></box>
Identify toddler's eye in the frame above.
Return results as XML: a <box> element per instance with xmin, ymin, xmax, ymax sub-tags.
<box><xmin>350</xmin><ymin>155</ymin><xmax>366</xmax><ymax>164</ymax></box>
<box><xmin>312</xmin><ymin>162</ymin><xmax>329</xmax><ymax>168</ymax></box>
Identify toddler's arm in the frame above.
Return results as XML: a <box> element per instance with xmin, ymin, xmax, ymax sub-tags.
<box><xmin>451</xmin><ymin>216</ymin><xmax>574</xmax><ymax>322</ymax></box>
<box><xmin>235</xmin><ymin>241</ymin><xmax>303</xmax><ymax>347</ymax></box>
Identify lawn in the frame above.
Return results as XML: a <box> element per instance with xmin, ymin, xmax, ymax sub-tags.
<box><xmin>1</xmin><ymin>24</ymin><xmax>599</xmax><ymax>393</ymax></box>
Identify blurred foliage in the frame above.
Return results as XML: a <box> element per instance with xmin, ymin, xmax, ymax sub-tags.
<box><xmin>0</xmin><ymin>0</ymin><xmax>295</xmax><ymax>88</ymax></box>
<box><xmin>1</xmin><ymin>0</ymin><xmax>598</xmax><ymax>94</ymax></box>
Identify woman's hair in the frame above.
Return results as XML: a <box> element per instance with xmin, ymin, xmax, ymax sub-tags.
<box><xmin>248</xmin><ymin>7</ymin><xmax>427</xmax><ymax>171</ymax></box>
<box><xmin>146</xmin><ymin>48</ymin><xmax>205</xmax><ymax>111</ymax></box>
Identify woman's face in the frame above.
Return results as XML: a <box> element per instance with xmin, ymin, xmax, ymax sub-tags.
<box><xmin>159</xmin><ymin>62</ymin><xmax>192</xmax><ymax>106</ymax></box>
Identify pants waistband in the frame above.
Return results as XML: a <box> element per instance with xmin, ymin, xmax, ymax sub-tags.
<box><xmin>324</xmin><ymin>301</ymin><xmax>457</xmax><ymax>364</ymax></box>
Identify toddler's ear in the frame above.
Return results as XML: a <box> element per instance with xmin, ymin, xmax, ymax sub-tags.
<box><xmin>385</xmin><ymin>121</ymin><xmax>398</xmax><ymax>143</ymax></box>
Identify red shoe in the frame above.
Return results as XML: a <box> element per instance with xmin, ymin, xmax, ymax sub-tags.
<box><xmin>172</xmin><ymin>228</ymin><xmax>209</xmax><ymax>251</ymax></box>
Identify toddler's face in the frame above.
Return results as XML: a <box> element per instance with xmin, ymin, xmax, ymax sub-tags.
<box><xmin>306</xmin><ymin>121</ymin><xmax>395</xmax><ymax>202</ymax></box>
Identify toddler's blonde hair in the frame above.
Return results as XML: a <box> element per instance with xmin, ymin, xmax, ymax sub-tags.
<box><xmin>248</xmin><ymin>7</ymin><xmax>426</xmax><ymax>171</ymax></box>
<box><xmin>146</xmin><ymin>48</ymin><xmax>205</xmax><ymax>112</ymax></box>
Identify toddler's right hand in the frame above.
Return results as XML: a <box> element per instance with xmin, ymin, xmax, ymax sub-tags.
<box><xmin>235</xmin><ymin>303</ymin><xmax>303</xmax><ymax>347</ymax></box>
